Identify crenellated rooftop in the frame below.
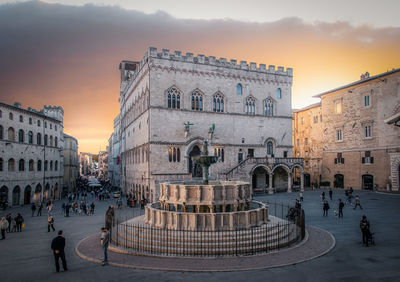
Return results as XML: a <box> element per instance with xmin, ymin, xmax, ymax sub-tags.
<box><xmin>142</xmin><ymin>47</ymin><xmax>292</xmax><ymax>76</ymax></box>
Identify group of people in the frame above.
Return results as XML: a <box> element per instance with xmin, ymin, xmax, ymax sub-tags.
<box><xmin>0</xmin><ymin>212</ymin><xmax>24</xmax><ymax>239</ymax></box>
<box><xmin>62</xmin><ymin>201</ymin><xmax>96</xmax><ymax>217</ymax></box>
<box><xmin>319</xmin><ymin>188</ymin><xmax>364</xmax><ymax>218</ymax></box>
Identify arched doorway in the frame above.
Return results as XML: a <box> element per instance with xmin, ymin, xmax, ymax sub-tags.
<box><xmin>188</xmin><ymin>145</ymin><xmax>202</xmax><ymax>178</ymax></box>
<box><xmin>34</xmin><ymin>184</ymin><xmax>42</xmax><ymax>202</ymax></box>
<box><xmin>12</xmin><ymin>186</ymin><xmax>20</xmax><ymax>206</ymax></box>
<box><xmin>24</xmin><ymin>186</ymin><xmax>32</xmax><ymax>205</ymax></box>
<box><xmin>44</xmin><ymin>183</ymin><xmax>50</xmax><ymax>200</ymax></box>
<box><xmin>273</xmin><ymin>166</ymin><xmax>289</xmax><ymax>192</ymax></box>
<box><xmin>252</xmin><ymin>166</ymin><xmax>269</xmax><ymax>194</ymax></box>
<box><xmin>362</xmin><ymin>174</ymin><xmax>374</xmax><ymax>190</ymax></box>
<box><xmin>0</xmin><ymin>186</ymin><xmax>8</xmax><ymax>205</ymax></box>
<box><xmin>334</xmin><ymin>174</ymin><xmax>344</xmax><ymax>188</ymax></box>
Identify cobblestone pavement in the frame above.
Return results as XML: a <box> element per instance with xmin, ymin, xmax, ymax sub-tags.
<box><xmin>1</xmin><ymin>189</ymin><xmax>399</xmax><ymax>282</ymax></box>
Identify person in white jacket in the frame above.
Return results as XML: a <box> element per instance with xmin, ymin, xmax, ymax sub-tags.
<box><xmin>1</xmin><ymin>217</ymin><xmax>10</xmax><ymax>240</ymax></box>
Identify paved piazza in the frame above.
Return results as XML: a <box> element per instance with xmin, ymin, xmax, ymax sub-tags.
<box><xmin>1</xmin><ymin>190</ymin><xmax>399</xmax><ymax>281</ymax></box>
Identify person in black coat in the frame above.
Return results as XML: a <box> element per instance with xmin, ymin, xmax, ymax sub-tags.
<box><xmin>338</xmin><ymin>199</ymin><xmax>344</xmax><ymax>218</ymax></box>
<box><xmin>51</xmin><ymin>230</ymin><xmax>68</xmax><ymax>272</ymax></box>
<box><xmin>323</xmin><ymin>200</ymin><xmax>330</xmax><ymax>216</ymax></box>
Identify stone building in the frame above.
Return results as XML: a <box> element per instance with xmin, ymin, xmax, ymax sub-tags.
<box><xmin>292</xmin><ymin>103</ymin><xmax>322</xmax><ymax>187</ymax></box>
<box><xmin>293</xmin><ymin>69</ymin><xmax>400</xmax><ymax>190</ymax></box>
<box><xmin>108</xmin><ymin>114</ymin><xmax>121</xmax><ymax>188</ymax></box>
<box><xmin>63</xmin><ymin>133</ymin><xmax>79</xmax><ymax>193</ymax></box>
<box><xmin>79</xmin><ymin>152</ymin><xmax>93</xmax><ymax>176</ymax></box>
<box><xmin>0</xmin><ymin>102</ymin><xmax>64</xmax><ymax>206</ymax></box>
<box><xmin>98</xmin><ymin>150</ymin><xmax>108</xmax><ymax>180</ymax></box>
<box><xmin>119</xmin><ymin>47</ymin><xmax>303</xmax><ymax>202</ymax></box>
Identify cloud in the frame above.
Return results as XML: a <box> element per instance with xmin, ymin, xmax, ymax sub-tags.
<box><xmin>1</xmin><ymin>1</ymin><xmax>399</xmax><ymax>152</ymax></box>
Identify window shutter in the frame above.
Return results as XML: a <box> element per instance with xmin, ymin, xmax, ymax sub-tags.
<box><xmin>334</xmin><ymin>158</ymin><xmax>337</xmax><ymax>164</ymax></box>
<box><xmin>342</xmin><ymin>158</ymin><xmax>345</xmax><ymax>164</ymax></box>
<box><xmin>362</xmin><ymin>157</ymin><xmax>365</xmax><ymax>164</ymax></box>
<box><xmin>370</xmin><ymin>157</ymin><xmax>374</xmax><ymax>163</ymax></box>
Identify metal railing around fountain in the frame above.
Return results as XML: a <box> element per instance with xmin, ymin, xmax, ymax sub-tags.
<box><xmin>110</xmin><ymin>202</ymin><xmax>305</xmax><ymax>257</ymax></box>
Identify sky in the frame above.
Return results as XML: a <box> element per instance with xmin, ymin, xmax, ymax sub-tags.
<box><xmin>0</xmin><ymin>0</ymin><xmax>399</xmax><ymax>153</ymax></box>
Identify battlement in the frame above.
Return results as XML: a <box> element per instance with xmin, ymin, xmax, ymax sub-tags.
<box><xmin>145</xmin><ymin>47</ymin><xmax>293</xmax><ymax>76</ymax></box>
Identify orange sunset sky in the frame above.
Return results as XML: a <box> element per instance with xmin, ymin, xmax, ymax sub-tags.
<box><xmin>0</xmin><ymin>1</ymin><xmax>399</xmax><ymax>153</ymax></box>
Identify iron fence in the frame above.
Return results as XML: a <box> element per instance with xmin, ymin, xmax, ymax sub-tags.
<box><xmin>110</xmin><ymin>202</ymin><xmax>304</xmax><ymax>257</ymax></box>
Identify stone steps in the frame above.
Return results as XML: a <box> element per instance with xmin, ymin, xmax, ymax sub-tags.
<box><xmin>111</xmin><ymin>220</ymin><xmax>300</xmax><ymax>256</ymax></box>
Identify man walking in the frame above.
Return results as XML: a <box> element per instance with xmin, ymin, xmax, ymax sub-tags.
<box><xmin>360</xmin><ymin>215</ymin><xmax>371</xmax><ymax>246</ymax></box>
<box><xmin>100</xmin><ymin>227</ymin><xmax>110</xmax><ymax>266</ymax></box>
<box><xmin>31</xmin><ymin>203</ymin><xmax>36</xmax><ymax>217</ymax></box>
<box><xmin>338</xmin><ymin>199</ymin><xmax>344</xmax><ymax>218</ymax></box>
<box><xmin>323</xmin><ymin>200</ymin><xmax>330</xmax><ymax>217</ymax></box>
<box><xmin>37</xmin><ymin>202</ymin><xmax>43</xmax><ymax>216</ymax></box>
<box><xmin>51</xmin><ymin>230</ymin><xmax>68</xmax><ymax>272</ymax></box>
<box><xmin>329</xmin><ymin>189</ymin><xmax>333</xmax><ymax>201</ymax></box>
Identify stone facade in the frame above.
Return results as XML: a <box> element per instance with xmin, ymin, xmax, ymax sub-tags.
<box><xmin>79</xmin><ymin>152</ymin><xmax>93</xmax><ymax>176</ymax></box>
<box><xmin>119</xmin><ymin>47</ymin><xmax>301</xmax><ymax>202</ymax></box>
<box><xmin>108</xmin><ymin>114</ymin><xmax>121</xmax><ymax>188</ymax></box>
<box><xmin>63</xmin><ymin>133</ymin><xmax>79</xmax><ymax>193</ymax></box>
<box><xmin>98</xmin><ymin>150</ymin><xmax>108</xmax><ymax>179</ymax></box>
<box><xmin>293</xmin><ymin>69</ymin><xmax>400</xmax><ymax>190</ymax></box>
<box><xmin>292</xmin><ymin>103</ymin><xmax>323</xmax><ymax>187</ymax></box>
<box><xmin>0</xmin><ymin>102</ymin><xmax>64</xmax><ymax>206</ymax></box>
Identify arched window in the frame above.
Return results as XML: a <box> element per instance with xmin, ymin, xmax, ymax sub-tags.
<box><xmin>267</xmin><ymin>141</ymin><xmax>274</xmax><ymax>155</ymax></box>
<box><xmin>8</xmin><ymin>158</ymin><xmax>15</xmax><ymax>171</ymax></box>
<box><xmin>55</xmin><ymin>161</ymin><xmax>58</xmax><ymax>171</ymax></box>
<box><xmin>177</xmin><ymin>148</ymin><xmax>180</xmax><ymax>162</ymax></box>
<box><xmin>54</xmin><ymin>137</ymin><xmax>58</xmax><ymax>147</ymax></box>
<box><xmin>37</xmin><ymin>160</ymin><xmax>42</xmax><ymax>171</ymax></box>
<box><xmin>214</xmin><ymin>148</ymin><xmax>225</xmax><ymax>162</ymax></box>
<box><xmin>19</xmin><ymin>115</ymin><xmax>23</xmax><ymax>122</ymax></box>
<box><xmin>37</xmin><ymin>133</ymin><xmax>41</xmax><ymax>145</ymax></box>
<box><xmin>0</xmin><ymin>158</ymin><xmax>3</xmax><ymax>171</ymax></box>
<box><xmin>9</xmin><ymin>112</ymin><xmax>13</xmax><ymax>120</ymax></box>
<box><xmin>0</xmin><ymin>125</ymin><xmax>3</xmax><ymax>139</ymax></box>
<box><xmin>28</xmin><ymin>131</ymin><xmax>33</xmax><ymax>144</ymax></box>
<box><xmin>168</xmin><ymin>147</ymin><xmax>173</xmax><ymax>162</ymax></box>
<box><xmin>277</xmin><ymin>88</ymin><xmax>282</xmax><ymax>99</ymax></box>
<box><xmin>191</xmin><ymin>90</ymin><xmax>203</xmax><ymax>111</ymax></box>
<box><xmin>173</xmin><ymin>148</ymin><xmax>176</xmax><ymax>162</ymax></box>
<box><xmin>264</xmin><ymin>98</ymin><xmax>274</xmax><ymax>116</ymax></box>
<box><xmin>50</xmin><ymin>161</ymin><xmax>53</xmax><ymax>171</ymax></box>
<box><xmin>19</xmin><ymin>159</ymin><xmax>25</xmax><ymax>171</ymax></box>
<box><xmin>44</xmin><ymin>134</ymin><xmax>48</xmax><ymax>146</ymax></box>
<box><xmin>167</xmin><ymin>87</ymin><xmax>181</xmax><ymax>109</ymax></box>
<box><xmin>18</xmin><ymin>129</ymin><xmax>24</xmax><ymax>142</ymax></box>
<box><xmin>8</xmin><ymin>127</ymin><xmax>15</xmax><ymax>141</ymax></box>
<box><xmin>245</xmin><ymin>97</ymin><xmax>256</xmax><ymax>115</ymax></box>
<box><xmin>0</xmin><ymin>110</ymin><xmax>2</xmax><ymax>118</ymax></box>
<box><xmin>44</xmin><ymin>160</ymin><xmax>48</xmax><ymax>171</ymax></box>
<box><xmin>213</xmin><ymin>93</ymin><xmax>224</xmax><ymax>112</ymax></box>
<box><xmin>29</xmin><ymin>117</ymin><xmax>32</xmax><ymax>124</ymax></box>
<box><xmin>29</xmin><ymin>159</ymin><xmax>34</xmax><ymax>171</ymax></box>
<box><xmin>50</xmin><ymin>136</ymin><xmax>53</xmax><ymax>146</ymax></box>
<box><xmin>37</xmin><ymin>120</ymin><xmax>40</xmax><ymax>127</ymax></box>
<box><xmin>236</xmin><ymin>83</ymin><xmax>243</xmax><ymax>95</ymax></box>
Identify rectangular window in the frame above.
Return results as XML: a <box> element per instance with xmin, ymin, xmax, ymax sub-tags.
<box><xmin>335</xmin><ymin>99</ymin><xmax>342</xmax><ymax>114</ymax></box>
<box><xmin>283</xmin><ymin>151</ymin><xmax>288</xmax><ymax>158</ymax></box>
<box><xmin>335</xmin><ymin>153</ymin><xmax>345</xmax><ymax>164</ymax></box>
<box><xmin>365</xmin><ymin>125</ymin><xmax>372</xmax><ymax>138</ymax></box>
<box><xmin>362</xmin><ymin>151</ymin><xmax>374</xmax><ymax>164</ymax></box>
<box><xmin>301</xmin><ymin>117</ymin><xmax>304</xmax><ymax>125</ymax></box>
<box><xmin>336</xmin><ymin>129</ymin><xmax>343</xmax><ymax>141</ymax></box>
<box><xmin>364</xmin><ymin>95</ymin><xmax>370</xmax><ymax>107</ymax></box>
<box><xmin>305</xmin><ymin>138</ymin><xmax>308</xmax><ymax>145</ymax></box>
<box><xmin>305</xmin><ymin>160</ymin><xmax>309</xmax><ymax>167</ymax></box>
<box><xmin>29</xmin><ymin>118</ymin><xmax>32</xmax><ymax>125</ymax></box>
<box><xmin>247</xmin><ymin>149</ymin><xmax>254</xmax><ymax>158</ymax></box>
<box><xmin>297</xmin><ymin>139</ymin><xmax>299</xmax><ymax>146</ymax></box>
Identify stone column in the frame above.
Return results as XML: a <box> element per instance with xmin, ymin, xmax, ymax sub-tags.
<box><xmin>300</xmin><ymin>171</ymin><xmax>304</xmax><ymax>192</ymax></box>
<box><xmin>268</xmin><ymin>173</ymin><xmax>274</xmax><ymax>194</ymax></box>
<box><xmin>288</xmin><ymin>172</ymin><xmax>292</xmax><ymax>193</ymax></box>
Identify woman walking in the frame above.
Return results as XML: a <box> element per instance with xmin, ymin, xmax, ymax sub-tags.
<box><xmin>48</xmin><ymin>214</ymin><xmax>55</xmax><ymax>232</ymax></box>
